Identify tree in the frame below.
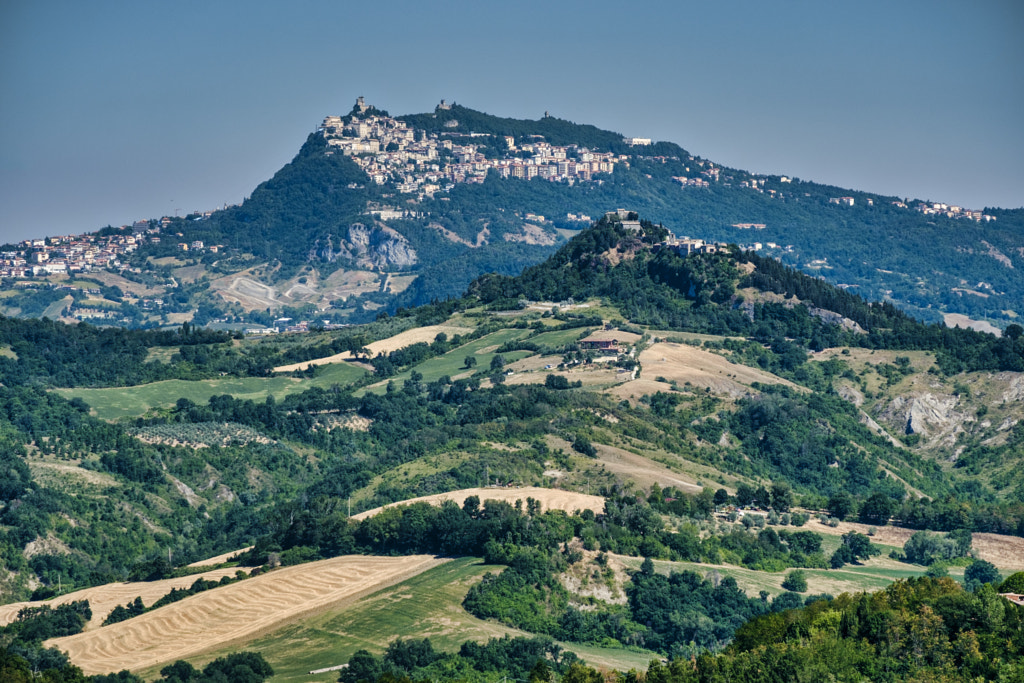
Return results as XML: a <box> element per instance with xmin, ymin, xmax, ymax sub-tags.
<box><xmin>830</xmin><ymin>532</ymin><xmax>878</xmax><ymax>568</ymax></box>
<box><xmin>713</xmin><ymin>488</ymin><xmax>730</xmax><ymax>509</ymax></box>
<box><xmin>735</xmin><ymin>483</ymin><xmax>755</xmax><ymax>507</ymax></box>
<box><xmin>754</xmin><ymin>485</ymin><xmax>771</xmax><ymax>509</ymax></box>
<box><xmin>999</xmin><ymin>571</ymin><xmax>1024</xmax><ymax>594</ymax></box>
<box><xmin>694</xmin><ymin>488</ymin><xmax>716</xmax><ymax>516</ymax></box>
<box><xmin>545</xmin><ymin>374</ymin><xmax>570</xmax><ymax>389</ymax></box>
<box><xmin>858</xmin><ymin>493</ymin><xmax>894</xmax><ymax>525</ymax></box>
<box><xmin>529</xmin><ymin>659</ymin><xmax>552</xmax><ymax>683</ymax></box>
<box><xmin>964</xmin><ymin>560</ymin><xmax>1001</xmax><ymax>590</ymax></box>
<box><xmin>770</xmin><ymin>483</ymin><xmax>793</xmax><ymax>513</ymax></box>
<box><xmin>490</xmin><ymin>354</ymin><xmax>506</xmax><ymax>371</ymax></box>
<box><xmin>827</xmin><ymin>492</ymin><xmax>854</xmax><ymax>521</ymax></box>
<box><xmin>464</xmin><ymin>356</ymin><xmax>477</xmax><ymax>369</ymax></box>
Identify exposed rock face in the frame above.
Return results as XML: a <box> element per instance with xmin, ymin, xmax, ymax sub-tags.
<box><xmin>310</xmin><ymin>223</ymin><xmax>417</xmax><ymax>270</ymax></box>
<box><xmin>858</xmin><ymin>411</ymin><xmax>903</xmax><ymax>447</ymax></box>
<box><xmin>875</xmin><ymin>392</ymin><xmax>973</xmax><ymax>447</ymax></box>
<box><xmin>503</xmin><ymin>223</ymin><xmax>558</xmax><ymax>246</ymax></box>
<box><xmin>807</xmin><ymin>306</ymin><xmax>866</xmax><ymax>334</ymax></box>
<box><xmin>837</xmin><ymin>383</ymin><xmax>865</xmax><ymax>407</ymax></box>
<box><xmin>1002</xmin><ymin>375</ymin><xmax>1024</xmax><ymax>404</ymax></box>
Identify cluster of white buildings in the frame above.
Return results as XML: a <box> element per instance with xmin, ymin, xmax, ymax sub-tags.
<box><xmin>319</xmin><ymin>100</ymin><xmax>625</xmax><ymax>200</ymax></box>
<box><xmin>913</xmin><ymin>201</ymin><xmax>995</xmax><ymax>222</ymax></box>
<box><xmin>0</xmin><ymin>227</ymin><xmax>155</xmax><ymax>278</ymax></box>
<box><xmin>657</xmin><ymin>237</ymin><xmax>725</xmax><ymax>256</ymax></box>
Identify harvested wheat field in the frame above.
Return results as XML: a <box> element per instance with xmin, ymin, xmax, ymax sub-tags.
<box><xmin>187</xmin><ymin>546</ymin><xmax>253</xmax><ymax>568</ymax></box>
<box><xmin>273</xmin><ymin>324</ymin><xmax>473</xmax><ymax>372</ymax></box>
<box><xmin>613</xmin><ymin>342</ymin><xmax>798</xmax><ymax>399</ymax></box>
<box><xmin>0</xmin><ymin>566</ymin><xmax>250</xmax><ymax>631</ymax></box>
<box><xmin>352</xmin><ymin>486</ymin><xmax>606</xmax><ymax>521</ymax></box>
<box><xmin>46</xmin><ymin>554</ymin><xmax>445</xmax><ymax>676</ymax></box>
<box><xmin>807</xmin><ymin>517</ymin><xmax>1024</xmax><ymax>571</ymax></box>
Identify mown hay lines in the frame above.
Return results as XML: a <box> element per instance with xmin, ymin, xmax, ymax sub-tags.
<box><xmin>47</xmin><ymin>554</ymin><xmax>446</xmax><ymax>675</ymax></box>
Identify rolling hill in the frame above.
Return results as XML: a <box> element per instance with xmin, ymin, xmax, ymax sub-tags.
<box><xmin>1</xmin><ymin>210</ymin><xmax>1023</xmax><ymax>681</ymax></box>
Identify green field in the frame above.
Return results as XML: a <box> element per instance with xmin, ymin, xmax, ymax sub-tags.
<box><xmin>529</xmin><ymin>327</ymin><xmax>596</xmax><ymax>348</ymax></box>
<box><xmin>56</xmin><ymin>361</ymin><xmax>367</xmax><ymax>420</ymax></box>
<box><xmin>617</xmin><ymin>554</ymin><xmax>938</xmax><ymax>601</ymax></box>
<box><xmin>153</xmin><ymin>557</ymin><xmax>657</xmax><ymax>683</ymax></box>
<box><xmin>42</xmin><ymin>295</ymin><xmax>73</xmax><ymax>318</ymax></box>
<box><xmin>358</xmin><ymin>328</ymin><xmax>535</xmax><ymax>396</ymax></box>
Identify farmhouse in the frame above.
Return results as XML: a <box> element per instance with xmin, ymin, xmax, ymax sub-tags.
<box><xmin>580</xmin><ymin>337</ymin><xmax>621</xmax><ymax>354</ymax></box>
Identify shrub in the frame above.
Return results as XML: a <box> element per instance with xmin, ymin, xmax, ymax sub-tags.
<box><xmin>545</xmin><ymin>374</ymin><xmax>570</xmax><ymax>390</ymax></box>
<box><xmin>781</xmin><ymin>570</ymin><xmax>808</xmax><ymax>593</ymax></box>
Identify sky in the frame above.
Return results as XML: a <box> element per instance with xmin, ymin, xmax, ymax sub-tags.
<box><xmin>1</xmin><ymin>0</ymin><xmax>1022</xmax><ymax>244</ymax></box>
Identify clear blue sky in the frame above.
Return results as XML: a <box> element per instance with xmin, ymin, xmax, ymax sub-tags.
<box><xmin>2</xmin><ymin>0</ymin><xmax>1022</xmax><ymax>244</ymax></box>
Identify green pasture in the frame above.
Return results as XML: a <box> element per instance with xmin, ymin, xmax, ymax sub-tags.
<box><xmin>529</xmin><ymin>326</ymin><xmax>596</xmax><ymax>348</ymax></box>
<box><xmin>56</xmin><ymin>361</ymin><xmax>367</xmax><ymax>420</ymax></box>
<box><xmin>617</xmin><ymin>553</ymin><xmax>936</xmax><ymax>600</ymax></box>
<box><xmin>42</xmin><ymin>295</ymin><xmax>73</xmax><ymax>318</ymax></box>
<box><xmin>357</xmin><ymin>328</ymin><xmax>535</xmax><ymax>396</ymax></box>
<box><xmin>161</xmin><ymin>557</ymin><xmax>656</xmax><ymax>683</ymax></box>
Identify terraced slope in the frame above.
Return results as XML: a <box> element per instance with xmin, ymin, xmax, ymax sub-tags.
<box><xmin>46</xmin><ymin>554</ymin><xmax>446</xmax><ymax>676</ymax></box>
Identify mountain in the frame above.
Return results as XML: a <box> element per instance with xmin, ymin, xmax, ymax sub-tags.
<box><xmin>2</xmin><ymin>99</ymin><xmax>1021</xmax><ymax>332</ymax></box>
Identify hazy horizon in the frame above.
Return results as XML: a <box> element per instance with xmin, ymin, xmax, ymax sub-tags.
<box><xmin>2</xmin><ymin>0</ymin><xmax>1022</xmax><ymax>243</ymax></box>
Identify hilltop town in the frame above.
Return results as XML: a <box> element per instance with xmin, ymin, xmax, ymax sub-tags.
<box><xmin>319</xmin><ymin>98</ymin><xmax>624</xmax><ymax>201</ymax></box>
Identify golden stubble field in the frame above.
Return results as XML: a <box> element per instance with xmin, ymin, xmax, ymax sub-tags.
<box><xmin>806</xmin><ymin>517</ymin><xmax>1024</xmax><ymax>571</ymax></box>
<box><xmin>45</xmin><ymin>554</ymin><xmax>446</xmax><ymax>676</ymax></box>
<box><xmin>0</xmin><ymin>566</ymin><xmax>250</xmax><ymax>631</ymax></box>
<box><xmin>352</xmin><ymin>486</ymin><xmax>608</xmax><ymax>520</ymax></box>
<box><xmin>273</xmin><ymin>324</ymin><xmax>473</xmax><ymax>372</ymax></box>
<box><xmin>612</xmin><ymin>342</ymin><xmax>799</xmax><ymax>400</ymax></box>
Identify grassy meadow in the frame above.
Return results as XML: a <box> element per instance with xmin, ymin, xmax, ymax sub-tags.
<box><xmin>57</xmin><ymin>361</ymin><xmax>367</xmax><ymax>420</ymax></box>
<box><xmin>357</xmin><ymin>327</ymin><xmax>535</xmax><ymax>396</ymax></box>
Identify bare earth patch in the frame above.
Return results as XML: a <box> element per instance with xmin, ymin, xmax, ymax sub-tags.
<box><xmin>273</xmin><ymin>324</ymin><xmax>473</xmax><ymax>372</ymax></box>
<box><xmin>26</xmin><ymin>460</ymin><xmax>121</xmax><ymax>489</ymax></box>
<box><xmin>943</xmin><ymin>313</ymin><xmax>1002</xmax><ymax>337</ymax></box>
<box><xmin>352</xmin><ymin>487</ymin><xmax>607</xmax><ymax>520</ymax></box>
<box><xmin>46</xmin><ymin>555</ymin><xmax>445</xmax><ymax>675</ymax></box>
